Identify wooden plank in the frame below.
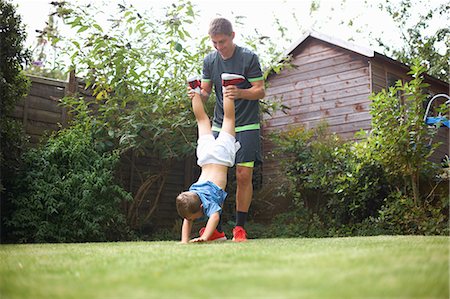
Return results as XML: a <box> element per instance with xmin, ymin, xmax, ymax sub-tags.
<box><xmin>265</xmin><ymin>110</ymin><xmax>371</xmax><ymax>129</ymax></box>
<box><xmin>21</xmin><ymin>95</ymin><xmax>63</xmax><ymax>113</ymax></box>
<box><xmin>267</xmin><ymin>59</ymin><xmax>367</xmax><ymax>92</ymax></box>
<box><xmin>25</xmin><ymin>122</ymin><xmax>60</xmax><ymax>136</ymax></box>
<box><xmin>20</xmin><ymin>107</ymin><xmax>62</xmax><ymax>124</ymax></box>
<box><xmin>275</xmin><ymin>100</ymin><xmax>371</xmax><ymax>123</ymax></box>
<box><xmin>266</xmin><ymin>83</ymin><xmax>371</xmax><ymax>111</ymax></box>
<box><xmin>271</xmin><ymin>53</ymin><xmax>353</xmax><ymax>80</ymax></box>
<box><xmin>293</xmin><ymin>39</ymin><xmax>335</xmax><ymax>56</ymax></box>
<box><xmin>292</xmin><ymin>47</ymin><xmax>344</xmax><ymax>66</ymax></box>
<box><xmin>267</xmin><ymin>66</ymin><xmax>369</xmax><ymax>96</ymax></box>
<box><xmin>296</xmin><ymin>67</ymin><xmax>369</xmax><ymax>90</ymax></box>
<box><xmin>29</xmin><ymin>82</ymin><xmax>65</xmax><ymax>99</ymax></box>
<box><xmin>267</xmin><ymin>94</ymin><xmax>371</xmax><ymax>122</ymax></box>
<box><xmin>29</xmin><ymin>75</ymin><xmax>67</xmax><ymax>88</ymax></box>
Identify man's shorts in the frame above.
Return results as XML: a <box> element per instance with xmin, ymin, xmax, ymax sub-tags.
<box><xmin>213</xmin><ymin>128</ymin><xmax>262</xmax><ymax>167</ymax></box>
<box><xmin>197</xmin><ymin>131</ymin><xmax>241</xmax><ymax>167</ymax></box>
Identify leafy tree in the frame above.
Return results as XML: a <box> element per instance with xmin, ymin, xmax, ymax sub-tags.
<box><xmin>375</xmin><ymin>0</ymin><xmax>448</xmax><ymax>81</ymax></box>
<box><xmin>0</xmin><ymin>0</ymin><xmax>31</xmax><ymax>241</ymax></box>
<box><xmin>25</xmin><ymin>12</ymin><xmax>67</xmax><ymax>80</ymax></box>
<box><xmin>368</xmin><ymin>61</ymin><xmax>445</xmax><ymax>203</ymax></box>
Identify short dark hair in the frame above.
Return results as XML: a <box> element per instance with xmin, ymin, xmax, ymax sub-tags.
<box><xmin>176</xmin><ymin>191</ymin><xmax>201</xmax><ymax>218</ymax></box>
<box><xmin>208</xmin><ymin>18</ymin><xmax>233</xmax><ymax>36</ymax></box>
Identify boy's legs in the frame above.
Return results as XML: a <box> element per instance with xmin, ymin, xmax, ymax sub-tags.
<box><xmin>191</xmin><ymin>92</ymin><xmax>211</xmax><ymax>137</ymax></box>
<box><xmin>221</xmin><ymin>93</ymin><xmax>235</xmax><ymax>137</ymax></box>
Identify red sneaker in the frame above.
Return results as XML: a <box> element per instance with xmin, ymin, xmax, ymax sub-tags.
<box><xmin>221</xmin><ymin>73</ymin><xmax>245</xmax><ymax>87</ymax></box>
<box><xmin>199</xmin><ymin>227</ymin><xmax>227</xmax><ymax>241</ymax></box>
<box><xmin>232</xmin><ymin>226</ymin><xmax>247</xmax><ymax>242</ymax></box>
<box><xmin>187</xmin><ymin>75</ymin><xmax>201</xmax><ymax>94</ymax></box>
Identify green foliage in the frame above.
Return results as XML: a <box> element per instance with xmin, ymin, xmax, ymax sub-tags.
<box><xmin>47</xmin><ymin>1</ymin><xmax>294</xmax><ymax>160</ymax></box>
<box><xmin>271</xmin><ymin>123</ymin><xmax>388</xmax><ymax>229</ymax></box>
<box><xmin>24</xmin><ymin>11</ymin><xmax>67</xmax><ymax>80</ymax></box>
<box><xmin>0</xmin><ymin>0</ymin><xmax>31</xmax><ymax>241</ymax></box>
<box><xmin>52</xmin><ymin>1</ymin><xmax>210</xmax><ymax>160</ymax></box>
<box><xmin>0</xmin><ymin>0</ymin><xmax>31</xmax><ymax>114</ymax></box>
<box><xmin>376</xmin><ymin>0</ymin><xmax>449</xmax><ymax>81</ymax></box>
<box><xmin>269</xmin><ymin>61</ymin><xmax>448</xmax><ymax>237</ymax></box>
<box><xmin>368</xmin><ymin>61</ymin><xmax>445</xmax><ymax>202</ymax></box>
<box><xmin>6</xmin><ymin>122</ymin><xmax>133</xmax><ymax>243</ymax></box>
<box><xmin>374</xmin><ymin>190</ymin><xmax>449</xmax><ymax>235</ymax></box>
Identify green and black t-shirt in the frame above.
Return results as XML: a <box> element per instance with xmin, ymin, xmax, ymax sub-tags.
<box><xmin>202</xmin><ymin>45</ymin><xmax>264</xmax><ymax>131</ymax></box>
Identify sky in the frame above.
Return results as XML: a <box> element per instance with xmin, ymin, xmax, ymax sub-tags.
<box><xmin>12</xmin><ymin>0</ymin><xmax>448</xmax><ymax>68</ymax></box>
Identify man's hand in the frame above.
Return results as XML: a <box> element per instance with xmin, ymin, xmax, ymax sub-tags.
<box><xmin>223</xmin><ymin>85</ymin><xmax>239</xmax><ymax>100</ymax></box>
<box><xmin>187</xmin><ymin>87</ymin><xmax>196</xmax><ymax>100</ymax></box>
<box><xmin>188</xmin><ymin>87</ymin><xmax>210</xmax><ymax>102</ymax></box>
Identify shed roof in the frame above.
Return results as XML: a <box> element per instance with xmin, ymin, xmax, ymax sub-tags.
<box><xmin>281</xmin><ymin>30</ymin><xmax>448</xmax><ymax>88</ymax></box>
<box><xmin>284</xmin><ymin>30</ymin><xmax>375</xmax><ymax>58</ymax></box>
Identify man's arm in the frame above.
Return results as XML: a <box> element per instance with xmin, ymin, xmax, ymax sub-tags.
<box><xmin>180</xmin><ymin>218</ymin><xmax>193</xmax><ymax>244</ymax></box>
<box><xmin>190</xmin><ymin>212</ymin><xmax>220</xmax><ymax>242</ymax></box>
<box><xmin>224</xmin><ymin>80</ymin><xmax>265</xmax><ymax>101</ymax></box>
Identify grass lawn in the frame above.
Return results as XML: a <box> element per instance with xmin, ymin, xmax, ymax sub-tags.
<box><xmin>0</xmin><ymin>236</ymin><xmax>448</xmax><ymax>299</ymax></box>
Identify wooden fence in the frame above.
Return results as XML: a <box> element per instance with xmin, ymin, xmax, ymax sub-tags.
<box><xmin>11</xmin><ymin>75</ymin><xmax>69</xmax><ymax>145</ymax></box>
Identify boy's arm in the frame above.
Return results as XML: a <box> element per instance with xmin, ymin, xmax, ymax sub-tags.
<box><xmin>180</xmin><ymin>218</ymin><xmax>193</xmax><ymax>244</ymax></box>
<box><xmin>190</xmin><ymin>212</ymin><xmax>220</xmax><ymax>243</ymax></box>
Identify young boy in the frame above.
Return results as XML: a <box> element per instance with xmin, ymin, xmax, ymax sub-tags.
<box><xmin>176</xmin><ymin>73</ymin><xmax>244</xmax><ymax>243</ymax></box>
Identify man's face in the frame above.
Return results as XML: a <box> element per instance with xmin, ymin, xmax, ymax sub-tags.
<box><xmin>210</xmin><ymin>33</ymin><xmax>235</xmax><ymax>59</ymax></box>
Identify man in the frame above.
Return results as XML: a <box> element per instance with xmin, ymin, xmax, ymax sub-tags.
<box><xmin>191</xmin><ymin>17</ymin><xmax>265</xmax><ymax>241</ymax></box>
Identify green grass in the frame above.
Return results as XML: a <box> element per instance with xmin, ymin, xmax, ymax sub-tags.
<box><xmin>0</xmin><ymin>236</ymin><xmax>448</xmax><ymax>299</ymax></box>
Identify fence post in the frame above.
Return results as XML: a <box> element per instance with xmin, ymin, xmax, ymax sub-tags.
<box><xmin>62</xmin><ymin>70</ymin><xmax>78</xmax><ymax>127</ymax></box>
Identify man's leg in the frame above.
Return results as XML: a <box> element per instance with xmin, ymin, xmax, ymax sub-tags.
<box><xmin>232</xmin><ymin>165</ymin><xmax>253</xmax><ymax>241</ymax></box>
<box><xmin>236</xmin><ymin>165</ymin><xmax>253</xmax><ymax>213</ymax></box>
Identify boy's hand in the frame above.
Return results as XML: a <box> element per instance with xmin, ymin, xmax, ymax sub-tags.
<box><xmin>189</xmin><ymin>237</ymin><xmax>207</xmax><ymax>243</ymax></box>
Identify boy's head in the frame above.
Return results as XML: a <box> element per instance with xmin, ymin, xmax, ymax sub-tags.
<box><xmin>176</xmin><ymin>191</ymin><xmax>203</xmax><ymax>220</ymax></box>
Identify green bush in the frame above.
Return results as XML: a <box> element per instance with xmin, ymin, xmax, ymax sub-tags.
<box><xmin>268</xmin><ymin>61</ymin><xmax>448</xmax><ymax>237</ymax></box>
<box><xmin>271</xmin><ymin>123</ymin><xmax>388</xmax><ymax>228</ymax></box>
<box><xmin>374</xmin><ymin>190</ymin><xmax>449</xmax><ymax>235</ymax></box>
<box><xmin>6</xmin><ymin>122</ymin><xmax>133</xmax><ymax>243</ymax></box>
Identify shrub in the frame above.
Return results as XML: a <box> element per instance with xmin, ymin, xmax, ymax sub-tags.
<box><xmin>271</xmin><ymin>123</ymin><xmax>388</xmax><ymax>228</ymax></box>
<box><xmin>6</xmin><ymin>122</ymin><xmax>133</xmax><ymax>243</ymax></box>
<box><xmin>268</xmin><ymin>61</ymin><xmax>448</xmax><ymax>236</ymax></box>
<box><xmin>373</xmin><ymin>190</ymin><xmax>449</xmax><ymax>235</ymax></box>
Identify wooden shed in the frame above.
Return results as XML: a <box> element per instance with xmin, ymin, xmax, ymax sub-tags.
<box><xmin>262</xmin><ymin>31</ymin><xmax>449</xmax><ymax>180</ymax></box>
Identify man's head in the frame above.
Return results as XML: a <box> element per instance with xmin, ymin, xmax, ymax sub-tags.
<box><xmin>208</xmin><ymin>18</ymin><xmax>235</xmax><ymax>60</ymax></box>
<box><xmin>176</xmin><ymin>191</ymin><xmax>203</xmax><ymax>220</ymax></box>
